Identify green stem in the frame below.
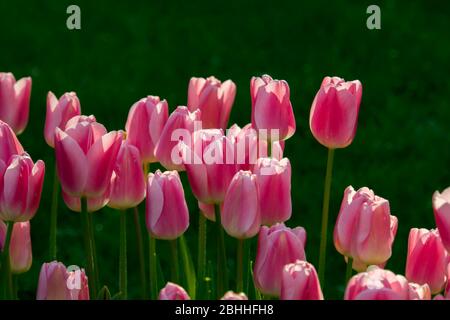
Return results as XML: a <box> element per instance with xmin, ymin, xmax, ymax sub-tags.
<box><xmin>215</xmin><ymin>204</ymin><xmax>228</xmax><ymax>298</ymax></box>
<box><xmin>49</xmin><ymin>165</ymin><xmax>59</xmax><ymax>261</ymax></box>
<box><xmin>197</xmin><ymin>212</ymin><xmax>207</xmax><ymax>297</ymax></box>
<box><xmin>88</xmin><ymin>210</ymin><xmax>100</xmax><ymax>295</ymax></box>
<box><xmin>237</xmin><ymin>239</ymin><xmax>244</xmax><ymax>293</ymax></box>
<box><xmin>170</xmin><ymin>240</ymin><xmax>179</xmax><ymax>283</ymax></box>
<box><xmin>81</xmin><ymin>197</ymin><xmax>97</xmax><ymax>298</ymax></box>
<box><xmin>119</xmin><ymin>210</ymin><xmax>127</xmax><ymax>299</ymax></box>
<box><xmin>179</xmin><ymin>235</ymin><xmax>196</xmax><ymax>299</ymax></box>
<box><xmin>345</xmin><ymin>257</ymin><xmax>353</xmax><ymax>284</ymax></box>
<box><xmin>1</xmin><ymin>222</ymin><xmax>14</xmax><ymax>299</ymax></box>
<box><xmin>149</xmin><ymin>235</ymin><xmax>158</xmax><ymax>299</ymax></box>
<box><xmin>318</xmin><ymin>148</ymin><xmax>335</xmax><ymax>285</ymax></box>
<box><xmin>133</xmin><ymin>206</ymin><xmax>147</xmax><ymax>299</ymax></box>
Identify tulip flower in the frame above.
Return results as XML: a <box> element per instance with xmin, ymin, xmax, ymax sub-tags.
<box><xmin>54</xmin><ymin>115</ymin><xmax>122</xmax><ymax>198</ymax></box>
<box><xmin>158</xmin><ymin>282</ymin><xmax>190</xmax><ymax>300</ymax></box>
<box><xmin>405</xmin><ymin>228</ymin><xmax>447</xmax><ymax>294</ymax></box>
<box><xmin>221</xmin><ymin>170</ymin><xmax>261</xmax><ymax>239</ymax></box>
<box><xmin>408</xmin><ymin>282</ymin><xmax>431</xmax><ymax>300</ymax></box>
<box><xmin>44</xmin><ymin>91</ymin><xmax>81</xmax><ymax>147</ymax></box>
<box><xmin>187</xmin><ymin>76</ymin><xmax>236</xmax><ymax>130</ymax></box>
<box><xmin>62</xmin><ymin>189</ymin><xmax>110</xmax><ymax>213</ymax></box>
<box><xmin>433</xmin><ymin>187</ymin><xmax>450</xmax><ymax>252</ymax></box>
<box><xmin>108</xmin><ymin>140</ymin><xmax>146</xmax><ymax>210</ymax></box>
<box><xmin>146</xmin><ymin>170</ymin><xmax>189</xmax><ymax>240</ymax></box>
<box><xmin>254</xmin><ymin>223</ymin><xmax>307</xmax><ymax>296</ymax></box>
<box><xmin>280</xmin><ymin>260</ymin><xmax>323</xmax><ymax>300</ymax></box>
<box><xmin>221</xmin><ymin>291</ymin><xmax>248</xmax><ymax>300</ymax></box>
<box><xmin>0</xmin><ymin>72</ymin><xmax>31</xmax><ymax>134</ymax></box>
<box><xmin>251</xmin><ymin>75</ymin><xmax>295</xmax><ymax>141</ymax></box>
<box><xmin>345</xmin><ymin>266</ymin><xmax>411</xmax><ymax>300</ymax></box>
<box><xmin>125</xmin><ymin>96</ymin><xmax>168</xmax><ymax>163</ymax></box>
<box><xmin>309</xmin><ymin>76</ymin><xmax>363</xmax><ymax>149</ymax></box>
<box><xmin>0</xmin><ymin>154</ymin><xmax>45</xmax><ymax>222</ymax></box>
<box><xmin>198</xmin><ymin>201</ymin><xmax>215</xmax><ymax>221</ymax></box>
<box><xmin>333</xmin><ymin>186</ymin><xmax>398</xmax><ymax>272</ymax></box>
<box><xmin>37</xmin><ymin>261</ymin><xmax>89</xmax><ymax>300</ymax></box>
<box><xmin>0</xmin><ymin>220</ymin><xmax>32</xmax><ymax>274</ymax></box>
<box><xmin>253</xmin><ymin>157</ymin><xmax>291</xmax><ymax>225</ymax></box>
<box><xmin>0</xmin><ymin>120</ymin><xmax>24</xmax><ymax>162</ymax></box>
<box><xmin>154</xmin><ymin>106</ymin><xmax>201</xmax><ymax>171</ymax></box>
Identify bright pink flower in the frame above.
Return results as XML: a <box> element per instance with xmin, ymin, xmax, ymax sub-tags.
<box><xmin>254</xmin><ymin>157</ymin><xmax>291</xmax><ymax>225</ymax></box>
<box><xmin>0</xmin><ymin>72</ymin><xmax>31</xmax><ymax>135</ymax></box>
<box><xmin>0</xmin><ymin>220</ymin><xmax>32</xmax><ymax>274</ymax></box>
<box><xmin>108</xmin><ymin>140</ymin><xmax>146</xmax><ymax>210</ymax></box>
<box><xmin>155</xmin><ymin>106</ymin><xmax>201</xmax><ymax>171</ymax></box>
<box><xmin>433</xmin><ymin>187</ymin><xmax>450</xmax><ymax>252</ymax></box>
<box><xmin>251</xmin><ymin>75</ymin><xmax>296</xmax><ymax>141</ymax></box>
<box><xmin>254</xmin><ymin>223</ymin><xmax>307</xmax><ymax>296</ymax></box>
<box><xmin>0</xmin><ymin>120</ymin><xmax>24</xmax><ymax>162</ymax></box>
<box><xmin>146</xmin><ymin>170</ymin><xmax>189</xmax><ymax>240</ymax></box>
<box><xmin>309</xmin><ymin>76</ymin><xmax>362</xmax><ymax>148</ymax></box>
<box><xmin>221</xmin><ymin>291</ymin><xmax>248</xmax><ymax>300</ymax></box>
<box><xmin>187</xmin><ymin>76</ymin><xmax>236</xmax><ymax>130</ymax></box>
<box><xmin>0</xmin><ymin>154</ymin><xmax>45</xmax><ymax>222</ymax></box>
<box><xmin>159</xmin><ymin>282</ymin><xmax>190</xmax><ymax>300</ymax></box>
<box><xmin>125</xmin><ymin>96</ymin><xmax>168</xmax><ymax>163</ymax></box>
<box><xmin>54</xmin><ymin>115</ymin><xmax>122</xmax><ymax>198</ymax></box>
<box><xmin>62</xmin><ymin>188</ymin><xmax>110</xmax><ymax>213</ymax></box>
<box><xmin>37</xmin><ymin>261</ymin><xmax>89</xmax><ymax>300</ymax></box>
<box><xmin>405</xmin><ymin>228</ymin><xmax>447</xmax><ymax>294</ymax></box>
<box><xmin>333</xmin><ymin>186</ymin><xmax>397</xmax><ymax>272</ymax></box>
<box><xmin>221</xmin><ymin>171</ymin><xmax>261</xmax><ymax>239</ymax></box>
<box><xmin>280</xmin><ymin>260</ymin><xmax>323</xmax><ymax>300</ymax></box>
<box><xmin>44</xmin><ymin>91</ymin><xmax>81</xmax><ymax>147</ymax></box>
<box><xmin>408</xmin><ymin>282</ymin><xmax>431</xmax><ymax>300</ymax></box>
<box><xmin>198</xmin><ymin>201</ymin><xmax>215</xmax><ymax>222</ymax></box>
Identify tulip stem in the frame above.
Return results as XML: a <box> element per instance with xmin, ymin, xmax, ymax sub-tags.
<box><xmin>345</xmin><ymin>257</ymin><xmax>353</xmax><ymax>284</ymax></box>
<box><xmin>88</xmin><ymin>210</ymin><xmax>100</xmax><ymax>295</ymax></box>
<box><xmin>179</xmin><ymin>234</ymin><xmax>197</xmax><ymax>299</ymax></box>
<box><xmin>237</xmin><ymin>239</ymin><xmax>244</xmax><ymax>293</ymax></box>
<box><xmin>170</xmin><ymin>239</ymin><xmax>179</xmax><ymax>283</ymax></box>
<box><xmin>119</xmin><ymin>210</ymin><xmax>127</xmax><ymax>299</ymax></box>
<box><xmin>49</xmin><ymin>165</ymin><xmax>59</xmax><ymax>261</ymax></box>
<box><xmin>0</xmin><ymin>222</ymin><xmax>14</xmax><ymax>299</ymax></box>
<box><xmin>149</xmin><ymin>235</ymin><xmax>158</xmax><ymax>299</ymax></box>
<box><xmin>197</xmin><ymin>212</ymin><xmax>207</xmax><ymax>298</ymax></box>
<box><xmin>81</xmin><ymin>197</ymin><xmax>98</xmax><ymax>298</ymax></box>
<box><xmin>215</xmin><ymin>204</ymin><xmax>228</xmax><ymax>298</ymax></box>
<box><xmin>133</xmin><ymin>206</ymin><xmax>147</xmax><ymax>299</ymax></box>
<box><xmin>318</xmin><ymin>148</ymin><xmax>335</xmax><ymax>286</ymax></box>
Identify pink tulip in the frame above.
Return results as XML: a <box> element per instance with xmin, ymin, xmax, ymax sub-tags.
<box><xmin>345</xmin><ymin>266</ymin><xmax>410</xmax><ymax>300</ymax></box>
<box><xmin>0</xmin><ymin>220</ymin><xmax>32</xmax><ymax>274</ymax></box>
<box><xmin>37</xmin><ymin>261</ymin><xmax>89</xmax><ymax>300</ymax></box>
<box><xmin>333</xmin><ymin>186</ymin><xmax>398</xmax><ymax>272</ymax></box>
<box><xmin>0</xmin><ymin>72</ymin><xmax>31</xmax><ymax>134</ymax></box>
<box><xmin>408</xmin><ymin>282</ymin><xmax>431</xmax><ymax>300</ymax></box>
<box><xmin>221</xmin><ymin>291</ymin><xmax>248</xmax><ymax>300</ymax></box>
<box><xmin>254</xmin><ymin>223</ymin><xmax>307</xmax><ymax>296</ymax></box>
<box><xmin>198</xmin><ymin>201</ymin><xmax>215</xmax><ymax>221</ymax></box>
<box><xmin>154</xmin><ymin>106</ymin><xmax>201</xmax><ymax>171</ymax></box>
<box><xmin>159</xmin><ymin>282</ymin><xmax>190</xmax><ymax>300</ymax></box>
<box><xmin>433</xmin><ymin>187</ymin><xmax>450</xmax><ymax>252</ymax></box>
<box><xmin>251</xmin><ymin>75</ymin><xmax>296</xmax><ymax>141</ymax></box>
<box><xmin>309</xmin><ymin>76</ymin><xmax>362</xmax><ymax>148</ymax></box>
<box><xmin>44</xmin><ymin>91</ymin><xmax>81</xmax><ymax>147</ymax></box>
<box><xmin>108</xmin><ymin>140</ymin><xmax>146</xmax><ymax>210</ymax></box>
<box><xmin>0</xmin><ymin>154</ymin><xmax>45</xmax><ymax>222</ymax></box>
<box><xmin>187</xmin><ymin>76</ymin><xmax>236</xmax><ymax>130</ymax></box>
<box><xmin>146</xmin><ymin>170</ymin><xmax>189</xmax><ymax>240</ymax></box>
<box><xmin>125</xmin><ymin>96</ymin><xmax>168</xmax><ymax>163</ymax></box>
<box><xmin>62</xmin><ymin>188</ymin><xmax>110</xmax><ymax>213</ymax></box>
<box><xmin>253</xmin><ymin>157</ymin><xmax>291</xmax><ymax>225</ymax></box>
<box><xmin>183</xmin><ymin>129</ymin><xmax>238</xmax><ymax>204</ymax></box>
<box><xmin>405</xmin><ymin>228</ymin><xmax>447</xmax><ymax>294</ymax></box>
<box><xmin>54</xmin><ymin>115</ymin><xmax>122</xmax><ymax>198</ymax></box>
<box><xmin>0</xmin><ymin>120</ymin><xmax>24</xmax><ymax>162</ymax></box>
<box><xmin>280</xmin><ymin>260</ymin><xmax>323</xmax><ymax>300</ymax></box>
<box><xmin>221</xmin><ymin>171</ymin><xmax>261</xmax><ymax>239</ymax></box>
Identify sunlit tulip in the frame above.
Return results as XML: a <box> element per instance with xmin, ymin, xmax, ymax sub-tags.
<box><xmin>433</xmin><ymin>187</ymin><xmax>450</xmax><ymax>252</ymax></box>
<box><xmin>0</xmin><ymin>120</ymin><xmax>24</xmax><ymax>162</ymax></box>
<box><xmin>159</xmin><ymin>282</ymin><xmax>190</xmax><ymax>300</ymax></box>
<box><xmin>0</xmin><ymin>220</ymin><xmax>32</xmax><ymax>274</ymax></box>
<box><xmin>408</xmin><ymin>282</ymin><xmax>431</xmax><ymax>300</ymax></box>
<box><xmin>280</xmin><ymin>260</ymin><xmax>323</xmax><ymax>300</ymax></box>
<box><xmin>221</xmin><ymin>291</ymin><xmax>248</xmax><ymax>300</ymax></box>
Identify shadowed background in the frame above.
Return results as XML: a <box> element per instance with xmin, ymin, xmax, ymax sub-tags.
<box><xmin>0</xmin><ymin>0</ymin><xmax>449</xmax><ymax>299</ymax></box>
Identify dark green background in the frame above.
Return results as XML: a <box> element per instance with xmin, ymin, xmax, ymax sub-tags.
<box><xmin>1</xmin><ymin>0</ymin><xmax>449</xmax><ymax>299</ymax></box>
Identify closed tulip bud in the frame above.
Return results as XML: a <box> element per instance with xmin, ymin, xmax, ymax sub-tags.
<box><xmin>221</xmin><ymin>171</ymin><xmax>261</xmax><ymax>239</ymax></box>
<box><xmin>1</xmin><ymin>220</ymin><xmax>32</xmax><ymax>274</ymax></box>
<box><xmin>159</xmin><ymin>282</ymin><xmax>190</xmax><ymax>300</ymax></box>
<box><xmin>254</xmin><ymin>158</ymin><xmax>291</xmax><ymax>225</ymax></box>
<box><xmin>309</xmin><ymin>76</ymin><xmax>362</xmax><ymax>148</ymax></box>
<box><xmin>333</xmin><ymin>186</ymin><xmax>398</xmax><ymax>272</ymax></box>
<box><xmin>405</xmin><ymin>228</ymin><xmax>447</xmax><ymax>294</ymax></box>
<box><xmin>0</xmin><ymin>154</ymin><xmax>45</xmax><ymax>222</ymax></box>
<box><xmin>433</xmin><ymin>187</ymin><xmax>450</xmax><ymax>252</ymax></box>
<box><xmin>183</xmin><ymin>129</ymin><xmax>238</xmax><ymax>204</ymax></box>
<box><xmin>280</xmin><ymin>260</ymin><xmax>323</xmax><ymax>300</ymax></box>
<box><xmin>125</xmin><ymin>96</ymin><xmax>168</xmax><ymax>163</ymax></box>
<box><xmin>408</xmin><ymin>282</ymin><xmax>431</xmax><ymax>300</ymax></box>
<box><xmin>108</xmin><ymin>140</ymin><xmax>146</xmax><ymax>210</ymax></box>
<box><xmin>54</xmin><ymin>115</ymin><xmax>122</xmax><ymax>198</ymax></box>
<box><xmin>221</xmin><ymin>291</ymin><xmax>248</xmax><ymax>300</ymax></box>
<box><xmin>155</xmin><ymin>106</ymin><xmax>201</xmax><ymax>171</ymax></box>
<box><xmin>0</xmin><ymin>120</ymin><xmax>24</xmax><ymax>162</ymax></box>
<box><xmin>251</xmin><ymin>75</ymin><xmax>296</xmax><ymax>141</ymax></box>
<box><xmin>146</xmin><ymin>170</ymin><xmax>189</xmax><ymax>240</ymax></box>
<box><xmin>44</xmin><ymin>91</ymin><xmax>81</xmax><ymax>147</ymax></box>
<box><xmin>0</xmin><ymin>72</ymin><xmax>31</xmax><ymax>135</ymax></box>
<box><xmin>187</xmin><ymin>76</ymin><xmax>236</xmax><ymax>130</ymax></box>
<box><xmin>254</xmin><ymin>223</ymin><xmax>307</xmax><ymax>296</ymax></box>
<box><xmin>198</xmin><ymin>201</ymin><xmax>215</xmax><ymax>221</ymax></box>
<box><xmin>345</xmin><ymin>266</ymin><xmax>410</xmax><ymax>300</ymax></box>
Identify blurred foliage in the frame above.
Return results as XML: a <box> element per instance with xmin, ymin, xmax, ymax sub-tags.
<box><xmin>0</xmin><ymin>0</ymin><xmax>449</xmax><ymax>299</ymax></box>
